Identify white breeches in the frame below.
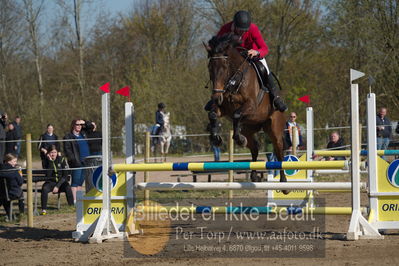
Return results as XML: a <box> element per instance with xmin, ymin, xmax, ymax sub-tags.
<box><xmin>260</xmin><ymin>58</ymin><xmax>270</xmax><ymax>75</ymax></box>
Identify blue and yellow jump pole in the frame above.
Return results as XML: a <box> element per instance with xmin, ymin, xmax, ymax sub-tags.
<box><xmin>113</xmin><ymin>160</ymin><xmax>348</xmax><ymax>172</ymax></box>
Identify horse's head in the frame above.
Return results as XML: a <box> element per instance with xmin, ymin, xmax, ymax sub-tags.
<box><xmin>204</xmin><ymin>33</ymin><xmax>242</xmax><ymax>104</ymax></box>
<box><xmin>163</xmin><ymin>112</ymin><xmax>170</xmax><ymax>126</ymax></box>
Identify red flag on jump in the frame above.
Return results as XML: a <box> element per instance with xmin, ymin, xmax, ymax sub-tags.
<box><xmin>116</xmin><ymin>86</ymin><xmax>130</xmax><ymax>97</ymax></box>
<box><xmin>298</xmin><ymin>95</ymin><xmax>310</xmax><ymax>104</ymax></box>
<box><xmin>99</xmin><ymin>82</ymin><xmax>110</xmax><ymax>93</ymax></box>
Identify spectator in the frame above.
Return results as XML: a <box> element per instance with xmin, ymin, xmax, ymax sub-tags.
<box><xmin>376</xmin><ymin>107</ymin><xmax>392</xmax><ymax>153</ymax></box>
<box><xmin>284</xmin><ymin>112</ymin><xmax>303</xmax><ymax>153</ymax></box>
<box><xmin>326</xmin><ymin>131</ymin><xmax>346</xmax><ymax>161</ymax></box>
<box><xmin>207</xmin><ymin>122</ymin><xmax>221</xmax><ymax>161</ymax></box>
<box><xmin>38</xmin><ymin>124</ymin><xmax>60</xmax><ymax>168</ymax></box>
<box><xmin>11</xmin><ymin>116</ymin><xmax>22</xmax><ymax>156</ymax></box>
<box><xmin>63</xmin><ymin>119</ymin><xmax>90</xmax><ymax>202</ymax></box>
<box><xmin>84</xmin><ymin>121</ymin><xmax>102</xmax><ymax>155</ymax></box>
<box><xmin>0</xmin><ymin>153</ymin><xmax>24</xmax><ymax>219</ymax></box>
<box><xmin>40</xmin><ymin>145</ymin><xmax>73</xmax><ymax>215</ymax></box>
<box><xmin>0</xmin><ymin>112</ymin><xmax>8</xmax><ymax>163</ymax></box>
<box><xmin>5</xmin><ymin>123</ymin><xmax>18</xmax><ymax>155</ymax></box>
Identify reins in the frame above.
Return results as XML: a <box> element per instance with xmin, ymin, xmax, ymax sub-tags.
<box><xmin>208</xmin><ymin>53</ymin><xmax>250</xmax><ymax>94</ymax></box>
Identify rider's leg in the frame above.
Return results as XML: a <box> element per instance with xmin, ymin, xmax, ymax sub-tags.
<box><xmin>260</xmin><ymin>58</ymin><xmax>287</xmax><ymax>112</ymax></box>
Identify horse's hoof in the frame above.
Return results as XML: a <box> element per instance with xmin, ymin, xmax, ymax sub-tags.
<box><xmin>250</xmin><ymin>171</ymin><xmax>261</xmax><ymax>182</ymax></box>
<box><xmin>234</xmin><ymin>135</ymin><xmax>247</xmax><ymax>147</ymax></box>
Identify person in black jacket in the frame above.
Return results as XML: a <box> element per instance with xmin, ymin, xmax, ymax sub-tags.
<box><xmin>40</xmin><ymin>145</ymin><xmax>73</xmax><ymax>215</ymax></box>
<box><xmin>84</xmin><ymin>121</ymin><xmax>102</xmax><ymax>155</ymax></box>
<box><xmin>63</xmin><ymin>119</ymin><xmax>90</xmax><ymax>202</ymax></box>
<box><xmin>0</xmin><ymin>112</ymin><xmax>8</xmax><ymax>163</ymax></box>
<box><xmin>326</xmin><ymin>131</ymin><xmax>346</xmax><ymax>161</ymax></box>
<box><xmin>0</xmin><ymin>153</ymin><xmax>24</xmax><ymax>218</ymax></box>
<box><xmin>11</xmin><ymin>116</ymin><xmax>22</xmax><ymax>156</ymax></box>
<box><xmin>284</xmin><ymin>112</ymin><xmax>303</xmax><ymax>152</ymax></box>
<box><xmin>38</xmin><ymin>124</ymin><xmax>60</xmax><ymax>168</ymax></box>
<box><xmin>376</xmin><ymin>107</ymin><xmax>392</xmax><ymax>152</ymax></box>
<box><xmin>5</xmin><ymin>123</ymin><xmax>18</xmax><ymax>155</ymax></box>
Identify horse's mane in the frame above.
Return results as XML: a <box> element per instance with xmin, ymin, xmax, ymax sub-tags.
<box><xmin>208</xmin><ymin>33</ymin><xmax>241</xmax><ymax>54</ymax></box>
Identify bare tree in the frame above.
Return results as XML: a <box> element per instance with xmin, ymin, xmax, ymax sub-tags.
<box><xmin>0</xmin><ymin>0</ymin><xmax>24</xmax><ymax>113</ymax></box>
<box><xmin>73</xmin><ymin>0</ymin><xmax>86</xmax><ymax>106</ymax></box>
<box><xmin>22</xmin><ymin>0</ymin><xmax>45</xmax><ymax>124</ymax></box>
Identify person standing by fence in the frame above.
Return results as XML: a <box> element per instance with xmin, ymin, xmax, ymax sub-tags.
<box><xmin>11</xmin><ymin>116</ymin><xmax>22</xmax><ymax>157</ymax></box>
<box><xmin>376</xmin><ymin>107</ymin><xmax>392</xmax><ymax>153</ymax></box>
<box><xmin>63</xmin><ymin>119</ymin><xmax>90</xmax><ymax>203</ymax></box>
<box><xmin>84</xmin><ymin>121</ymin><xmax>102</xmax><ymax>155</ymax></box>
<box><xmin>38</xmin><ymin>124</ymin><xmax>60</xmax><ymax>168</ymax></box>
<box><xmin>207</xmin><ymin>122</ymin><xmax>221</xmax><ymax>161</ymax></box>
<box><xmin>284</xmin><ymin>112</ymin><xmax>303</xmax><ymax>153</ymax></box>
<box><xmin>0</xmin><ymin>112</ymin><xmax>8</xmax><ymax>163</ymax></box>
<box><xmin>5</xmin><ymin>124</ymin><xmax>18</xmax><ymax>156</ymax></box>
<box><xmin>326</xmin><ymin>131</ymin><xmax>346</xmax><ymax>161</ymax></box>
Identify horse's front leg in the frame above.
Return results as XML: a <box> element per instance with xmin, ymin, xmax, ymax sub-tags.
<box><xmin>208</xmin><ymin>107</ymin><xmax>223</xmax><ymax>146</ymax></box>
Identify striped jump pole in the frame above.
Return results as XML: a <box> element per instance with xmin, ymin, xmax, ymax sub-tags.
<box><xmin>113</xmin><ymin>160</ymin><xmax>348</xmax><ymax>172</ymax></box>
<box><xmin>136</xmin><ymin>205</ymin><xmax>368</xmax><ymax>216</ymax></box>
<box><xmin>314</xmin><ymin>150</ymin><xmax>399</xmax><ymax>157</ymax></box>
<box><xmin>136</xmin><ymin>182</ymin><xmax>367</xmax><ymax>191</ymax></box>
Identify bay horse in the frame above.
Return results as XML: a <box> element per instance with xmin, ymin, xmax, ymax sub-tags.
<box><xmin>204</xmin><ymin>33</ymin><xmax>287</xmax><ymax>190</ymax></box>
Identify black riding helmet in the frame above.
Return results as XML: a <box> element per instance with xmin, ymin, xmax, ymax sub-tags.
<box><xmin>158</xmin><ymin>102</ymin><xmax>166</xmax><ymax>109</ymax></box>
<box><xmin>233</xmin><ymin>11</ymin><xmax>251</xmax><ymax>31</ymax></box>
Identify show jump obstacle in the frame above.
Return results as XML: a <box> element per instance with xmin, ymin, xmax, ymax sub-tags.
<box><xmin>73</xmin><ymin>69</ymin><xmax>399</xmax><ymax>243</ymax></box>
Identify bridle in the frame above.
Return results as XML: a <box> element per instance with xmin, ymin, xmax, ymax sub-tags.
<box><xmin>209</xmin><ymin>53</ymin><xmax>250</xmax><ymax>94</ymax></box>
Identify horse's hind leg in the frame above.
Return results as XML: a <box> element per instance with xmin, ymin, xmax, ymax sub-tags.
<box><xmin>164</xmin><ymin>138</ymin><xmax>171</xmax><ymax>162</ymax></box>
<box><xmin>264</xmin><ymin>114</ymin><xmax>288</xmax><ymax>194</ymax></box>
<box><xmin>159</xmin><ymin>142</ymin><xmax>165</xmax><ymax>162</ymax></box>
<box><xmin>242</xmin><ymin>128</ymin><xmax>261</xmax><ymax>182</ymax></box>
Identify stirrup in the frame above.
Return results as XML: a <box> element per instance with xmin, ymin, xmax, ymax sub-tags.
<box><xmin>273</xmin><ymin>96</ymin><xmax>288</xmax><ymax>112</ymax></box>
<box><xmin>261</xmin><ymin>85</ymin><xmax>269</xmax><ymax>93</ymax></box>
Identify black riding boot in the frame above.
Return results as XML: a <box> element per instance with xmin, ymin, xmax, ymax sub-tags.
<box><xmin>266</xmin><ymin>73</ymin><xmax>287</xmax><ymax>112</ymax></box>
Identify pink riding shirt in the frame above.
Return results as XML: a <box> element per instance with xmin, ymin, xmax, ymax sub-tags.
<box><xmin>217</xmin><ymin>22</ymin><xmax>269</xmax><ymax>58</ymax></box>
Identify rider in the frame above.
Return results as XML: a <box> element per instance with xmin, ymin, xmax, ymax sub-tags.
<box><xmin>209</xmin><ymin>10</ymin><xmax>287</xmax><ymax>112</ymax></box>
<box><xmin>153</xmin><ymin>103</ymin><xmax>166</xmax><ymax>136</ymax></box>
